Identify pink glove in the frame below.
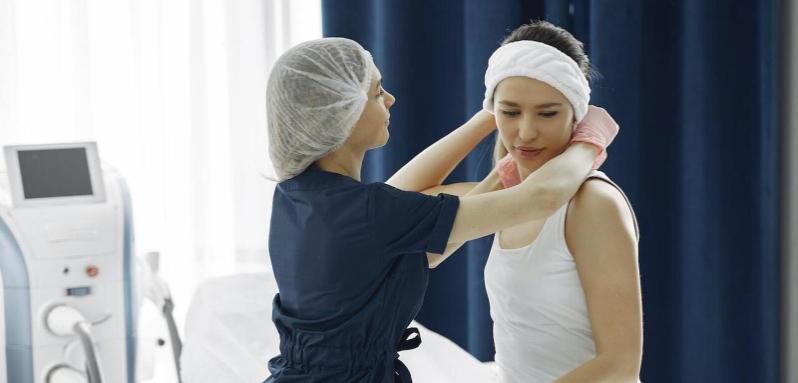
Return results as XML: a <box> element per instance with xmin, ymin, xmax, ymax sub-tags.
<box><xmin>496</xmin><ymin>153</ymin><xmax>521</xmax><ymax>188</ymax></box>
<box><xmin>570</xmin><ymin>105</ymin><xmax>619</xmax><ymax>170</ymax></box>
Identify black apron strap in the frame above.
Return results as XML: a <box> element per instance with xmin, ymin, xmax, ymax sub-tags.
<box><xmin>394</xmin><ymin>327</ymin><xmax>422</xmax><ymax>382</ymax></box>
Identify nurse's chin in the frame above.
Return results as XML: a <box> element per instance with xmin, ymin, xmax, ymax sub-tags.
<box><xmin>369</xmin><ymin>130</ymin><xmax>390</xmax><ymax>149</ymax></box>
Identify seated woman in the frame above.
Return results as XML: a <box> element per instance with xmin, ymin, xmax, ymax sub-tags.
<box><xmin>429</xmin><ymin>21</ymin><xmax>642</xmax><ymax>382</ymax></box>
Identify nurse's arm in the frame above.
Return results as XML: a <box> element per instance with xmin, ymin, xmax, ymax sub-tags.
<box><xmin>386</xmin><ymin>110</ymin><xmax>495</xmax><ymax>192</ymax></box>
<box><xmin>418</xmin><ymin>182</ymin><xmax>481</xmax><ymax>197</ymax></box>
<box><xmin>422</xmin><ymin>169</ymin><xmax>503</xmax><ymax>268</ymax></box>
<box><xmin>446</xmin><ymin>143</ymin><xmax>598</xmax><ymax>245</ymax></box>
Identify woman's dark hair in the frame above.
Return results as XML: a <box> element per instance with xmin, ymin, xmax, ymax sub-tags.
<box><xmin>502</xmin><ymin>20</ymin><xmax>593</xmax><ymax>80</ymax></box>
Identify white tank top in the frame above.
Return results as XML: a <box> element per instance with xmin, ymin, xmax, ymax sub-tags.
<box><xmin>484</xmin><ymin>171</ymin><xmax>639</xmax><ymax>383</ymax></box>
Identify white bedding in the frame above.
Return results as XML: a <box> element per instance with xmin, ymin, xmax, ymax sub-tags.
<box><xmin>180</xmin><ymin>272</ymin><xmax>497</xmax><ymax>383</ymax></box>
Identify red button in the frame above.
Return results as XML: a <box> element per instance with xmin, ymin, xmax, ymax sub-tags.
<box><xmin>86</xmin><ymin>265</ymin><xmax>99</xmax><ymax>278</ymax></box>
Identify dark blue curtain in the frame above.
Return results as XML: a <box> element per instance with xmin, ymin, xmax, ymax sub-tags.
<box><xmin>322</xmin><ymin>1</ymin><xmax>782</xmax><ymax>381</ymax></box>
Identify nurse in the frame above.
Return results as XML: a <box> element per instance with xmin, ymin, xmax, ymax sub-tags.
<box><xmin>264</xmin><ymin>37</ymin><xmax>618</xmax><ymax>383</ymax></box>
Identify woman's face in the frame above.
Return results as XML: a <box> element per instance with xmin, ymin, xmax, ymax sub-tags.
<box><xmin>494</xmin><ymin>76</ymin><xmax>575</xmax><ymax>174</ymax></box>
<box><xmin>348</xmin><ymin>70</ymin><xmax>395</xmax><ymax>150</ymax></box>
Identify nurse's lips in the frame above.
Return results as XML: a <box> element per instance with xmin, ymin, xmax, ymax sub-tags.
<box><xmin>515</xmin><ymin>146</ymin><xmax>544</xmax><ymax>159</ymax></box>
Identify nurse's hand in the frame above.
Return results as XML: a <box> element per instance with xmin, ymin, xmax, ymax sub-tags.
<box><xmin>496</xmin><ymin>154</ymin><xmax>521</xmax><ymax>189</ymax></box>
<box><xmin>570</xmin><ymin>106</ymin><xmax>620</xmax><ymax>170</ymax></box>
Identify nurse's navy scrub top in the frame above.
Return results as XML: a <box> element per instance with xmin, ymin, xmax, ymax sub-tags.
<box><xmin>265</xmin><ymin>167</ymin><xmax>460</xmax><ymax>383</ymax></box>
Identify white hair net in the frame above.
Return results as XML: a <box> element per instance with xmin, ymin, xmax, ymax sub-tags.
<box><xmin>267</xmin><ymin>37</ymin><xmax>376</xmax><ymax>181</ymax></box>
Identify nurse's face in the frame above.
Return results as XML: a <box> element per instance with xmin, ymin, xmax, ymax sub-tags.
<box><xmin>494</xmin><ymin>76</ymin><xmax>575</xmax><ymax>175</ymax></box>
<box><xmin>348</xmin><ymin>70</ymin><xmax>395</xmax><ymax>150</ymax></box>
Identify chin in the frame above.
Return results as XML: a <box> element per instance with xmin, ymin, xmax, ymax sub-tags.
<box><xmin>511</xmin><ymin>155</ymin><xmax>545</xmax><ymax>173</ymax></box>
<box><xmin>380</xmin><ymin>129</ymin><xmax>390</xmax><ymax>145</ymax></box>
<box><xmin>370</xmin><ymin>132</ymin><xmax>389</xmax><ymax>149</ymax></box>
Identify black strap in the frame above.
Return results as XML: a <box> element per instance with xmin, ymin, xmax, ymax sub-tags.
<box><xmin>394</xmin><ymin>327</ymin><xmax>422</xmax><ymax>382</ymax></box>
<box><xmin>397</xmin><ymin>327</ymin><xmax>421</xmax><ymax>351</ymax></box>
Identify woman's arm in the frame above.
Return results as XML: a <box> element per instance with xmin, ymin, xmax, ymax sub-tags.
<box><xmin>385</xmin><ymin>110</ymin><xmax>495</xmax><ymax>192</ymax></box>
<box><xmin>444</xmin><ymin>142</ymin><xmax>597</xmax><ymax>245</ymax></box>
<box><xmin>555</xmin><ymin>180</ymin><xmax>641</xmax><ymax>383</ymax></box>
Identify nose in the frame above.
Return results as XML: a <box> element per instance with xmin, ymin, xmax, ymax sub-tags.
<box><xmin>517</xmin><ymin>115</ymin><xmax>538</xmax><ymax>141</ymax></box>
<box><xmin>384</xmin><ymin>90</ymin><xmax>396</xmax><ymax>109</ymax></box>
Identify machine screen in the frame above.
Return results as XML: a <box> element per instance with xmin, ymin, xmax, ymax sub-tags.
<box><xmin>18</xmin><ymin>148</ymin><xmax>94</xmax><ymax>199</ymax></box>
<box><xmin>66</xmin><ymin>286</ymin><xmax>92</xmax><ymax>296</ymax></box>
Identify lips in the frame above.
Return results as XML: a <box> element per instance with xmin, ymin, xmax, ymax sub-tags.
<box><xmin>514</xmin><ymin>146</ymin><xmax>544</xmax><ymax>159</ymax></box>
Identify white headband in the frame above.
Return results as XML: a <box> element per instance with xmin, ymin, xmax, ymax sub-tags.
<box><xmin>483</xmin><ymin>40</ymin><xmax>590</xmax><ymax>121</ymax></box>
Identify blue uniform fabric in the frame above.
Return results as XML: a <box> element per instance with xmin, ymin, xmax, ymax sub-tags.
<box><xmin>265</xmin><ymin>167</ymin><xmax>460</xmax><ymax>383</ymax></box>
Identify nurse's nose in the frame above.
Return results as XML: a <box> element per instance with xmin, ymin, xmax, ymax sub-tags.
<box><xmin>385</xmin><ymin>90</ymin><xmax>396</xmax><ymax>109</ymax></box>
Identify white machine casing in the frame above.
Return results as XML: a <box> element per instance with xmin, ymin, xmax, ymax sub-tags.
<box><xmin>0</xmin><ymin>143</ymin><xmax>136</xmax><ymax>383</ymax></box>
<box><xmin>0</xmin><ymin>271</ymin><xmax>5</xmax><ymax>382</ymax></box>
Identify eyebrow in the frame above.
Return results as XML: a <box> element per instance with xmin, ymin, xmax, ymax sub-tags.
<box><xmin>497</xmin><ymin>100</ymin><xmax>563</xmax><ymax>108</ymax></box>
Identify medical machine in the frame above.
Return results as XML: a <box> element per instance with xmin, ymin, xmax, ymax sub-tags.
<box><xmin>0</xmin><ymin>142</ymin><xmax>156</xmax><ymax>383</ymax></box>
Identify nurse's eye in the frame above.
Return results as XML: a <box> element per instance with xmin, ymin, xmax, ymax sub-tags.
<box><xmin>376</xmin><ymin>88</ymin><xmax>385</xmax><ymax>98</ymax></box>
<box><xmin>501</xmin><ymin>110</ymin><xmax>520</xmax><ymax>117</ymax></box>
<box><xmin>539</xmin><ymin>111</ymin><xmax>558</xmax><ymax>118</ymax></box>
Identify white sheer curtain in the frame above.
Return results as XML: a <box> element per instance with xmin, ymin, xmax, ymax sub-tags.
<box><xmin>0</xmin><ymin>0</ymin><xmax>321</xmax><ymax>322</ymax></box>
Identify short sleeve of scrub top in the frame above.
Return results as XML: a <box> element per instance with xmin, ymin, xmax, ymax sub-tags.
<box><xmin>368</xmin><ymin>183</ymin><xmax>461</xmax><ymax>256</ymax></box>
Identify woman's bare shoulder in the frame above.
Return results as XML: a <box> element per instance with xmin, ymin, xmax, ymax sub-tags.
<box><xmin>565</xmin><ymin>179</ymin><xmax>636</xmax><ymax>252</ymax></box>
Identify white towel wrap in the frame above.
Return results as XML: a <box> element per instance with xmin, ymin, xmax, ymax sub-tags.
<box><xmin>483</xmin><ymin>40</ymin><xmax>590</xmax><ymax>122</ymax></box>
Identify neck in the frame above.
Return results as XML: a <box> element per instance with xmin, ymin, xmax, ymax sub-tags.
<box><xmin>313</xmin><ymin>146</ymin><xmax>365</xmax><ymax>182</ymax></box>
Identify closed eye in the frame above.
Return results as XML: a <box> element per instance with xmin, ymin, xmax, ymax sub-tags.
<box><xmin>539</xmin><ymin>111</ymin><xmax>558</xmax><ymax>118</ymax></box>
<box><xmin>501</xmin><ymin>110</ymin><xmax>520</xmax><ymax>117</ymax></box>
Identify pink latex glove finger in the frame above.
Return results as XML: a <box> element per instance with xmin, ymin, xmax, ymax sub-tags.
<box><xmin>570</xmin><ymin>105</ymin><xmax>618</xmax><ymax>170</ymax></box>
<box><xmin>591</xmin><ymin>149</ymin><xmax>608</xmax><ymax>170</ymax></box>
<box><xmin>496</xmin><ymin>153</ymin><xmax>522</xmax><ymax>188</ymax></box>
<box><xmin>570</xmin><ymin>105</ymin><xmax>619</xmax><ymax>156</ymax></box>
